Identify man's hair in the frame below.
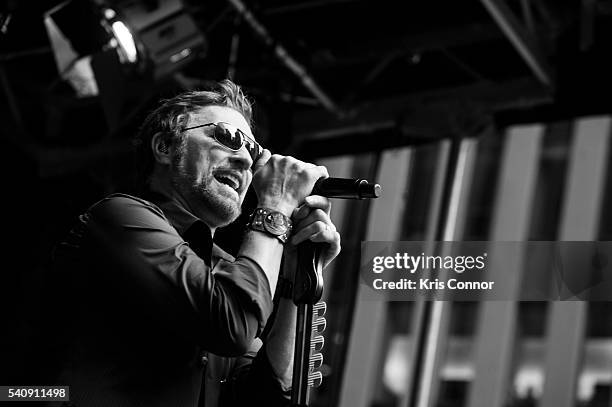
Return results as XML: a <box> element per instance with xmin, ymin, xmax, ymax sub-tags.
<box><xmin>134</xmin><ymin>79</ymin><xmax>253</xmax><ymax>184</ymax></box>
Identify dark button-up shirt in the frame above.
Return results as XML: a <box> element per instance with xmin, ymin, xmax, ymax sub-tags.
<box><xmin>41</xmin><ymin>186</ymin><xmax>289</xmax><ymax>406</ymax></box>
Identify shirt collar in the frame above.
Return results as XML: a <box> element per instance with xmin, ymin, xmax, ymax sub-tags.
<box><xmin>144</xmin><ymin>183</ymin><xmax>203</xmax><ymax>238</ymax></box>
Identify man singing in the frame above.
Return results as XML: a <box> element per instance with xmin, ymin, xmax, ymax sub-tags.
<box><xmin>42</xmin><ymin>79</ymin><xmax>340</xmax><ymax>406</ymax></box>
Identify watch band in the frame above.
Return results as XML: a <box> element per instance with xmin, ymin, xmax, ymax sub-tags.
<box><xmin>247</xmin><ymin>207</ymin><xmax>293</xmax><ymax>243</ymax></box>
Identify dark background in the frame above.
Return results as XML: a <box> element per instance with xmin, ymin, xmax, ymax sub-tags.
<box><xmin>2</xmin><ymin>0</ymin><xmax>611</xmax><ymax>249</ymax></box>
<box><xmin>2</xmin><ymin>0</ymin><xmax>612</xmax><ymax>402</ymax></box>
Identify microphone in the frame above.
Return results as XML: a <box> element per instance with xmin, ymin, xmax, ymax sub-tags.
<box><xmin>312</xmin><ymin>178</ymin><xmax>381</xmax><ymax>199</ymax></box>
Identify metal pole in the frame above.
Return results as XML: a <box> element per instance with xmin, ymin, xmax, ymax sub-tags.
<box><xmin>224</xmin><ymin>0</ymin><xmax>343</xmax><ymax>118</ymax></box>
<box><xmin>406</xmin><ymin>136</ymin><xmax>464</xmax><ymax>407</ymax></box>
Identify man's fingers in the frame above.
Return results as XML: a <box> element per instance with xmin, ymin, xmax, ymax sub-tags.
<box><xmin>293</xmin><ymin>196</ymin><xmax>332</xmax><ymax>221</ymax></box>
<box><xmin>252</xmin><ymin>149</ymin><xmax>272</xmax><ymax>173</ymax></box>
<box><xmin>310</xmin><ymin>230</ymin><xmax>341</xmax><ymax>256</ymax></box>
<box><xmin>306</xmin><ymin>228</ymin><xmax>341</xmax><ymax>269</ymax></box>
<box><xmin>317</xmin><ymin>165</ymin><xmax>329</xmax><ymax>179</ymax></box>
<box><xmin>304</xmin><ymin>195</ymin><xmax>331</xmax><ymax>213</ymax></box>
<box><xmin>292</xmin><ymin>209</ymin><xmax>332</xmax><ymax>235</ymax></box>
<box><xmin>291</xmin><ymin>220</ymin><xmax>336</xmax><ymax>245</ymax></box>
<box><xmin>285</xmin><ymin>187</ymin><xmax>341</xmax><ymax>269</ymax></box>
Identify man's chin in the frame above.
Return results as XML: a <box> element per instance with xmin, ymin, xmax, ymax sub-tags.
<box><xmin>185</xmin><ymin>180</ymin><xmax>243</xmax><ymax>227</ymax></box>
<box><xmin>217</xmin><ymin>207</ymin><xmax>241</xmax><ymax>226</ymax></box>
<box><xmin>205</xmin><ymin>196</ymin><xmax>241</xmax><ymax>227</ymax></box>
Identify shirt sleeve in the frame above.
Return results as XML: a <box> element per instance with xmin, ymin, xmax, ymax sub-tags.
<box><xmin>83</xmin><ymin>194</ymin><xmax>274</xmax><ymax>356</ymax></box>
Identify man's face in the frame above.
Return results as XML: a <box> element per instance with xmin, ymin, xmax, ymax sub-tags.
<box><xmin>171</xmin><ymin>105</ymin><xmax>254</xmax><ymax>228</ymax></box>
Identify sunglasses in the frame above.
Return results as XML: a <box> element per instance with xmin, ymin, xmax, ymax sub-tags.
<box><xmin>183</xmin><ymin>121</ymin><xmax>263</xmax><ymax>163</ymax></box>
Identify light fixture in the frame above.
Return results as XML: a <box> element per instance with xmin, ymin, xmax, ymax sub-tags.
<box><xmin>102</xmin><ymin>8</ymin><xmax>139</xmax><ymax>64</ymax></box>
<box><xmin>98</xmin><ymin>0</ymin><xmax>207</xmax><ymax>79</ymax></box>
<box><xmin>45</xmin><ymin>0</ymin><xmax>206</xmax><ymax>91</ymax></box>
<box><xmin>44</xmin><ymin>0</ymin><xmax>111</xmax><ymax>97</ymax></box>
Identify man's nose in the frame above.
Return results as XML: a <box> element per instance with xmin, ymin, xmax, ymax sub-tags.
<box><xmin>229</xmin><ymin>148</ymin><xmax>253</xmax><ymax>170</ymax></box>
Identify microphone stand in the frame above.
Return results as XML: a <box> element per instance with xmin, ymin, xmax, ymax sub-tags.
<box><xmin>289</xmin><ymin>178</ymin><xmax>381</xmax><ymax>406</ymax></box>
<box><xmin>291</xmin><ymin>240</ymin><xmax>325</xmax><ymax>407</ymax></box>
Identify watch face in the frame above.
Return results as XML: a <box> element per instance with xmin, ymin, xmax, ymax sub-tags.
<box><xmin>264</xmin><ymin>212</ymin><xmax>289</xmax><ymax>235</ymax></box>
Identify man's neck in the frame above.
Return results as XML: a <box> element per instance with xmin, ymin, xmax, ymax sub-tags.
<box><xmin>148</xmin><ymin>175</ymin><xmax>218</xmax><ymax>235</ymax></box>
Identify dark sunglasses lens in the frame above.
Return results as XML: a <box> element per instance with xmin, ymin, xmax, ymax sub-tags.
<box><xmin>244</xmin><ymin>138</ymin><xmax>262</xmax><ymax>162</ymax></box>
<box><xmin>213</xmin><ymin>123</ymin><xmax>262</xmax><ymax>163</ymax></box>
<box><xmin>214</xmin><ymin>124</ymin><xmax>242</xmax><ymax>150</ymax></box>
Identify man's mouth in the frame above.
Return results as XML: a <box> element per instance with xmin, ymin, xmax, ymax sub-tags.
<box><xmin>213</xmin><ymin>170</ymin><xmax>242</xmax><ymax>192</ymax></box>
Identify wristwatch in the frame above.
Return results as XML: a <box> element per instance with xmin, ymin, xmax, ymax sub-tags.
<box><xmin>247</xmin><ymin>207</ymin><xmax>293</xmax><ymax>244</ymax></box>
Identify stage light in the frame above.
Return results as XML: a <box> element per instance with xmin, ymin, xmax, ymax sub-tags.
<box><xmin>111</xmin><ymin>21</ymin><xmax>137</xmax><ymax>62</ymax></box>
<box><xmin>44</xmin><ymin>0</ymin><xmax>207</xmax><ymax>131</ymax></box>
<box><xmin>98</xmin><ymin>0</ymin><xmax>207</xmax><ymax>80</ymax></box>
<box><xmin>44</xmin><ymin>0</ymin><xmax>110</xmax><ymax>97</ymax></box>
<box><xmin>45</xmin><ymin>0</ymin><xmax>206</xmax><ymax>91</ymax></box>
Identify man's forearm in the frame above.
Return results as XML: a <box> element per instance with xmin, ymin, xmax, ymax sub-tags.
<box><xmin>237</xmin><ymin>230</ymin><xmax>284</xmax><ymax>297</ymax></box>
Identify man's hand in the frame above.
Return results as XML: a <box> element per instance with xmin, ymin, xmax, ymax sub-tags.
<box><xmin>283</xmin><ymin>195</ymin><xmax>341</xmax><ymax>278</ymax></box>
<box><xmin>251</xmin><ymin>152</ymin><xmax>329</xmax><ymax>217</ymax></box>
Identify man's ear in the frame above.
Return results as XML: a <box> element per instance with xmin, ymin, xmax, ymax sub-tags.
<box><xmin>151</xmin><ymin>132</ymin><xmax>172</xmax><ymax>165</ymax></box>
